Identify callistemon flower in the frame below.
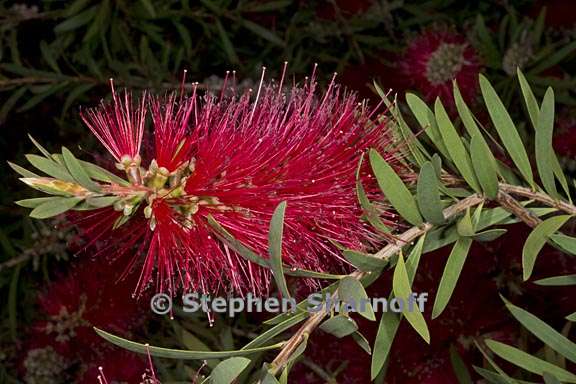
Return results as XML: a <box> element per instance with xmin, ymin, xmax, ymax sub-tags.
<box><xmin>17</xmin><ymin>72</ymin><xmax>399</xmax><ymax>297</ymax></box>
<box><xmin>401</xmin><ymin>29</ymin><xmax>482</xmax><ymax>104</ymax></box>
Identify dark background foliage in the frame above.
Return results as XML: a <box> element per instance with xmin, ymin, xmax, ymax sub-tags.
<box><xmin>1</xmin><ymin>1</ymin><xmax>576</xmax><ymax>383</ymax></box>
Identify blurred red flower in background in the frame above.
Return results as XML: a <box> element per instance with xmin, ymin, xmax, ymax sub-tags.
<box><xmin>400</xmin><ymin>29</ymin><xmax>482</xmax><ymax>105</ymax></box>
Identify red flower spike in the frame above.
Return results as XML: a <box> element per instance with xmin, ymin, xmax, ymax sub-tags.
<box><xmin>401</xmin><ymin>29</ymin><xmax>482</xmax><ymax>104</ymax></box>
<box><xmin>70</xmin><ymin>73</ymin><xmax>401</xmax><ymax>297</ymax></box>
<box><xmin>80</xmin><ymin>79</ymin><xmax>147</xmax><ymax>164</ymax></box>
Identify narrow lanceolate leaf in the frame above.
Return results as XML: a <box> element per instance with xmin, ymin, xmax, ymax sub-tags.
<box><xmin>211</xmin><ymin>357</ymin><xmax>251</xmax><ymax>384</ymax></box>
<box><xmin>95</xmin><ymin>328</ymin><xmax>283</xmax><ymax>359</ymax></box>
<box><xmin>453</xmin><ymin>81</ymin><xmax>482</xmax><ymax>138</ymax></box>
<box><xmin>369</xmin><ymin>149</ymin><xmax>423</xmax><ymax>226</ymax></box>
<box><xmin>393</xmin><ymin>253</ymin><xmax>430</xmax><ymax>343</ymax></box>
<box><xmin>543</xmin><ymin>373</ymin><xmax>563</xmax><ymax>384</ymax></box>
<box><xmin>535</xmin><ymin>88</ymin><xmax>558</xmax><ymax>197</ymax></box>
<box><xmin>319</xmin><ymin>315</ymin><xmax>358</xmax><ymax>338</ymax></box>
<box><xmin>522</xmin><ymin>215</ymin><xmax>572</xmax><ymax>281</ymax></box>
<box><xmin>432</xmin><ymin>238</ymin><xmax>473</xmax><ymax>319</ymax></box>
<box><xmin>268</xmin><ymin>201</ymin><xmax>290</xmax><ymax>299</ymax></box>
<box><xmin>567</xmin><ymin>312</ymin><xmax>576</xmax><ymax>322</ymax></box>
<box><xmin>470</xmin><ymin>133</ymin><xmax>499</xmax><ymax>199</ymax></box>
<box><xmin>29</xmin><ymin>197</ymin><xmax>83</xmax><ymax>219</ymax></box>
<box><xmin>80</xmin><ymin>160</ymin><xmax>130</xmax><ymax>186</ymax></box>
<box><xmin>405</xmin><ymin>93</ymin><xmax>450</xmax><ymax>158</ymax></box>
<box><xmin>416</xmin><ymin>162</ymin><xmax>445</xmax><ymax>224</ymax></box>
<box><xmin>517</xmin><ymin>69</ymin><xmax>540</xmax><ymax>128</ymax></box>
<box><xmin>8</xmin><ymin>161</ymin><xmax>40</xmax><ymax>178</ymax></box>
<box><xmin>86</xmin><ymin>196</ymin><xmax>119</xmax><ymax>208</ymax></box>
<box><xmin>371</xmin><ymin>236</ymin><xmax>426</xmax><ymax>379</ymax></box>
<box><xmin>474</xmin><ymin>340</ymin><xmax>516</xmax><ymax>384</ymax></box>
<box><xmin>352</xmin><ymin>332</ymin><xmax>372</xmax><ymax>355</ymax></box>
<box><xmin>338</xmin><ymin>276</ymin><xmax>375</xmax><ymax>321</ymax></box>
<box><xmin>485</xmin><ymin>339</ymin><xmax>576</xmax><ymax>383</ymax></box>
<box><xmin>450</xmin><ymin>345</ymin><xmax>473</xmax><ymax>384</ymax></box>
<box><xmin>28</xmin><ymin>134</ymin><xmax>52</xmax><ymax>159</ymax></box>
<box><xmin>25</xmin><ymin>154</ymin><xmax>75</xmax><ymax>182</ymax></box>
<box><xmin>503</xmin><ymin>298</ymin><xmax>576</xmax><ymax>364</ymax></box>
<box><xmin>343</xmin><ymin>249</ymin><xmax>387</xmax><ymax>272</ymax></box>
<box><xmin>456</xmin><ymin>209</ymin><xmax>475</xmax><ymax>237</ymax></box>
<box><xmin>517</xmin><ymin>71</ymin><xmax>570</xmax><ymax>200</ymax></box>
<box><xmin>434</xmin><ymin>100</ymin><xmax>480</xmax><ymax>192</ymax></box>
<box><xmin>479</xmin><ymin>74</ymin><xmax>534</xmax><ymax>187</ymax></box>
<box><xmin>550</xmin><ymin>234</ymin><xmax>576</xmax><ymax>255</ymax></box>
<box><xmin>534</xmin><ymin>274</ymin><xmax>576</xmax><ymax>286</ymax></box>
<box><xmin>15</xmin><ymin>197</ymin><xmax>63</xmax><ymax>208</ymax></box>
<box><xmin>356</xmin><ymin>154</ymin><xmax>391</xmax><ymax>233</ymax></box>
<box><xmin>62</xmin><ymin>147</ymin><xmax>100</xmax><ymax>191</ymax></box>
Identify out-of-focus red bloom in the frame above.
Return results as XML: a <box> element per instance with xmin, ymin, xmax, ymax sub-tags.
<box><xmin>400</xmin><ymin>29</ymin><xmax>482</xmax><ymax>105</ymax></box>
<box><xmin>76</xmin><ymin>74</ymin><xmax>398</xmax><ymax>297</ymax></box>
<box><xmin>34</xmin><ymin>258</ymin><xmax>147</xmax><ymax>355</ymax></box>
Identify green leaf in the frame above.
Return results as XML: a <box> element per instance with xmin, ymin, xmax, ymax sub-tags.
<box><xmin>80</xmin><ymin>160</ymin><xmax>130</xmax><ymax>186</ymax></box>
<box><xmin>268</xmin><ymin>202</ymin><xmax>290</xmax><ymax>299</ymax></box>
<box><xmin>30</xmin><ymin>197</ymin><xmax>82</xmax><ymax>219</ymax></box>
<box><xmin>534</xmin><ymin>274</ymin><xmax>576</xmax><ymax>286</ymax></box>
<box><xmin>450</xmin><ymin>345</ymin><xmax>473</xmax><ymax>384</ymax></box>
<box><xmin>473</xmin><ymin>229</ymin><xmax>507</xmax><ymax>242</ymax></box>
<box><xmin>85</xmin><ymin>196</ymin><xmax>119</xmax><ymax>208</ymax></box>
<box><xmin>393</xmin><ymin>253</ymin><xmax>430</xmax><ymax>343</ymax></box>
<box><xmin>456</xmin><ymin>209</ymin><xmax>476</xmax><ymax>237</ymax></box>
<box><xmin>453</xmin><ymin>81</ymin><xmax>482</xmax><ymax>138</ymax></box>
<box><xmin>54</xmin><ymin>6</ymin><xmax>98</xmax><ymax>33</ymax></box>
<box><xmin>474</xmin><ymin>340</ymin><xmax>516</xmax><ymax>384</ymax></box>
<box><xmin>25</xmin><ymin>154</ymin><xmax>74</xmax><ymax>182</ymax></box>
<box><xmin>470</xmin><ymin>133</ymin><xmax>499</xmax><ymax>199</ymax></box>
<box><xmin>28</xmin><ymin>134</ymin><xmax>52</xmax><ymax>159</ymax></box>
<box><xmin>432</xmin><ymin>238</ymin><xmax>473</xmax><ymax>319</ymax></box>
<box><xmin>531</xmin><ymin>40</ymin><xmax>576</xmax><ymax>74</ymax></box>
<box><xmin>211</xmin><ymin>357</ymin><xmax>251</xmax><ymax>384</ymax></box>
<box><xmin>243</xmin><ymin>312</ymin><xmax>307</xmax><ymax>350</ymax></box>
<box><xmin>517</xmin><ymin>69</ymin><xmax>540</xmax><ymax>129</ymax></box>
<box><xmin>95</xmin><ymin>328</ymin><xmax>283</xmax><ymax>359</ymax></box>
<box><xmin>8</xmin><ymin>162</ymin><xmax>40</xmax><ymax>178</ymax></box>
<box><xmin>434</xmin><ymin>99</ymin><xmax>480</xmax><ymax>192</ymax></box>
<box><xmin>503</xmin><ymin>299</ymin><xmax>576</xmax><ymax>364</ymax></box>
<box><xmin>550</xmin><ymin>233</ymin><xmax>576</xmax><ymax>255</ymax></box>
<box><xmin>319</xmin><ymin>315</ymin><xmax>358</xmax><ymax>338</ymax></box>
<box><xmin>343</xmin><ymin>249</ymin><xmax>387</xmax><ymax>272</ymax></box>
<box><xmin>485</xmin><ymin>339</ymin><xmax>576</xmax><ymax>382</ymax></box>
<box><xmin>567</xmin><ymin>312</ymin><xmax>576</xmax><ymax>322</ymax></box>
<box><xmin>208</xmin><ymin>216</ymin><xmax>268</xmax><ymax>268</ymax></box>
<box><xmin>370</xmin><ymin>236</ymin><xmax>426</xmax><ymax>379</ymax></box>
<box><xmin>543</xmin><ymin>372</ymin><xmax>562</xmax><ymax>384</ymax></box>
<box><xmin>241</xmin><ymin>20</ymin><xmax>284</xmax><ymax>46</ymax></box>
<box><xmin>535</xmin><ymin>88</ymin><xmax>558</xmax><ymax>197</ymax></box>
<box><xmin>522</xmin><ymin>215</ymin><xmax>572</xmax><ymax>281</ymax></box>
<box><xmin>416</xmin><ymin>162</ymin><xmax>445</xmax><ymax>224</ymax></box>
<box><xmin>338</xmin><ymin>276</ymin><xmax>375</xmax><ymax>321</ymax></box>
<box><xmin>352</xmin><ymin>332</ymin><xmax>371</xmax><ymax>355</ymax></box>
<box><xmin>15</xmin><ymin>197</ymin><xmax>62</xmax><ymax>208</ymax></box>
<box><xmin>369</xmin><ymin>149</ymin><xmax>423</xmax><ymax>226</ymax></box>
<box><xmin>62</xmin><ymin>147</ymin><xmax>100</xmax><ymax>191</ymax></box>
<box><xmin>479</xmin><ymin>74</ymin><xmax>534</xmax><ymax>187</ymax></box>
<box><xmin>356</xmin><ymin>154</ymin><xmax>391</xmax><ymax>233</ymax></box>
<box><xmin>215</xmin><ymin>20</ymin><xmax>239</xmax><ymax>65</ymax></box>
<box><xmin>405</xmin><ymin>93</ymin><xmax>450</xmax><ymax>158</ymax></box>
<box><xmin>375</xmin><ymin>86</ymin><xmax>429</xmax><ymax>166</ymax></box>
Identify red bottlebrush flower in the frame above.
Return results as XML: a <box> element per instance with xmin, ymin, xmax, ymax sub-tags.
<box><xmin>80</xmin><ymin>81</ymin><xmax>147</xmax><ymax>166</ymax></box>
<box><xmin>34</xmin><ymin>257</ymin><xmax>147</xmax><ymax>354</ymax></box>
<box><xmin>71</xmin><ymin>73</ymin><xmax>398</xmax><ymax>297</ymax></box>
<box><xmin>400</xmin><ymin>29</ymin><xmax>482</xmax><ymax>104</ymax></box>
